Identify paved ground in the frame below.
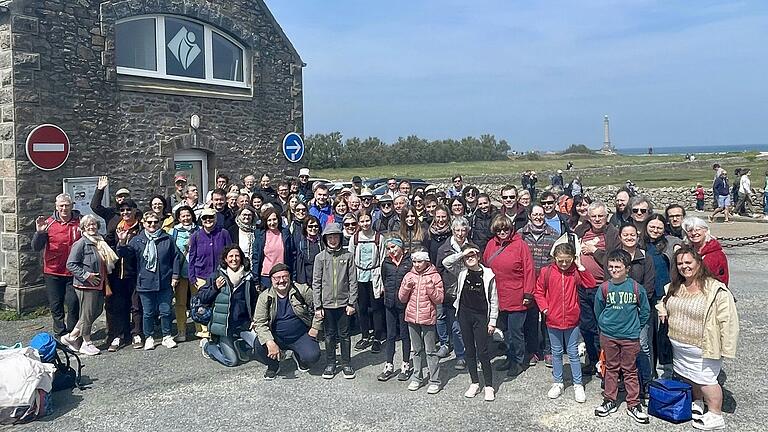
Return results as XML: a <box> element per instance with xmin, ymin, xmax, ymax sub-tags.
<box><xmin>2</xmin><ymin>221</ymin><xmax>766</xmax><ymax>432</ymax></box>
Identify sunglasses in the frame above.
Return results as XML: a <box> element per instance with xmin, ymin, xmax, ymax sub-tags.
<box><xmin>381</xmin><ymin>203</ymin><xmax>392</xmax><ymax>207</ymax></box>
<box><xmin>632</xmin><ymin>208</ymin><xmax>648</xmax><ymax>214</ymax></box>
<box><xmin>493</xmin><ymin>227</ymin><xmax>511</xmax><ymax>233</ymax></box>
<box><xmin>145</xmin><ymin>220</ymin><xmax>159</xmax><ymax>225</ymax></box>
<box><xmin>119</xmin><ymin>208</ymin><xmax>132</xmax><ymax>213</ymax></box>
<box><xmin>541</xmin><ymin>201</ymin><xmax>555</xmax><ymax>205</ymax></box>
<box><xmin>344</xmin><ymin>222</ymin><xmax>357</xmax><ymax>227</ymax></box>
<box><xmin>295</xmin><ymin>208</ymin><xmax>307</xmax><ymax>212</ymax></box>
<box><xmin>361</xmin><ymin>197</ymin><xmax>372</xmax><ymax>201</ymax></box>
<box><xmin>307</xmin><ymin>225</ymin><xmax>320</xmax><ymax>229</ymax></box>
<box><xmin>201</xmin><ymin>216</ymin><xmax>215</xmax><ymax>221</ymax></box>
<box><xmin>502</xmin><ymin>195</ymin><xmax>517</xmax><ymax>200</ymax></box>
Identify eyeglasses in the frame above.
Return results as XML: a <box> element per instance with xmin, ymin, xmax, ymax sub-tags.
<box><xmin>632</xmin><ymin>208</ymin><xmax>648</xmax><ymax>214</ymax></box>
<box><xmin>144</xmin><ymin>220</ymin><xmax>159</xmax><ymax>225</ymax></box>
<box><xmin>387</xmin><ymin>182</ymin><xmax>397</xmax><ymax>186</ymax></box>
<box><xmin>344</xmin><ymin>222</ymin><xmax>357</xmax><ymax>227</ymax></box>
<box><xmin>453</xmin><ymin>179</ymin><xmax>462</xmax><ymax>183</ymax></box>
<box><xmin>502</xmin><ymin>195</ymin><xmax>517</xmax><ymax>200</ymax></box>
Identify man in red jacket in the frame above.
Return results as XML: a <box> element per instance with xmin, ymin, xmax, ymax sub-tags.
<box><xmin>483</xmin><ymin>214</ymin><xmax>536</xmax><ymax>377</ymax></box>
<box><xmin>32</xmin><ymin>193</ymin><xmax>82</xmax><ymax>336</ymax></box>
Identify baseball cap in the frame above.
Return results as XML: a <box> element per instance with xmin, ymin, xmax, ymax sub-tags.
<box><xmin>174</xmin><ymin>174</ymin><xmax>187</xmax><ymax>183</ymax></box>
<box><xmin>557</xmin><ymin>169</ymin><xmax>563</xmax><ymax>174</ymax></box>
<box><xmin>299</xmin><ymin>168</ymin><xmax>310</xmax><ymax>177</ymax></box>
<box><xmin>115</xmin><ymin>188</ymin><xmax>130</xmax><ymax>196</ymax></box>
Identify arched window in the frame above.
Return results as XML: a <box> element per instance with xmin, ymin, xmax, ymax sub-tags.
<box><xmin>116</xmin><ymin>15</ymin><xmax>248</xmax><ymax>88</ymax></box>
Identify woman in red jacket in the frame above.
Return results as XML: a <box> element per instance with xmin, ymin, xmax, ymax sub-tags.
<box><xmin>682</xmin><ymin>217</ymin><xmax>729</xmax><ymax>285</ymax></box>
<box><xmin>534</xmin><ymin>243</ymin><xmax>596</xmax><ymax>402</ymax></box>
<box><xmin>483</xmin><ymin>214</ymin><xmax>536</xmax><ymax>378</ymax></box>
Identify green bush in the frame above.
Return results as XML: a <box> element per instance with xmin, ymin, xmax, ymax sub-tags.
<box><xmin>562</xmin><ymin>144</ymin><xmax>594</xmax><ymax>154</ymax></box>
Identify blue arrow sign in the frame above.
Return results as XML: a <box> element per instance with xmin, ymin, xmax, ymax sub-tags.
<box><xmin>282</xmin><ymin>132</ymin><xmax>305</xmax><ymax>163</ymax></box>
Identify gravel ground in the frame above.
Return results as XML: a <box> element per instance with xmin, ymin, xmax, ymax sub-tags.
<box><xmin>2</xmin><ymin>228</ymin><xmax>766</xmax><ymax>432</ymax></box>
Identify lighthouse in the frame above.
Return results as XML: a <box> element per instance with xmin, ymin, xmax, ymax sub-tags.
<box><xmin>601</xmin><ymin>115</ymin><xmax>615</xmax><ymax>153</ymax></box>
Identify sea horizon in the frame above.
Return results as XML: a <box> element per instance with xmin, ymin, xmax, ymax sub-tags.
<box><xmin>617</xmin><ymin>143</ymin><xmax>768</xmax><ymax>155</ymax></box>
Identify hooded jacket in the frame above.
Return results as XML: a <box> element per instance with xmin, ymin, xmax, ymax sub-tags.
<box><xmin>31</xmin><ymin>210</ymin><xmax>82</xmax><ymax>276</ymax></box>
<box><xmin>399</xmin><ymin>264</ymin><xmax>444</xmax><ymax>325</ymax></box>
<box><xmin>534</xmin><ymin>263</ymin><xmax>596</xmax><ymax>330</ymax></box>
<box><xmin>483</xmin><ymin>233</ymin><xmax>535</xmax><ymax>312</ymax></box>
<box><xmin>698</xmin><ymin>239</ymin><xmax>729</xmax><ymax>285</ymax></box>
<box><xmin>454</xmin><ymin>265</ymin><xmax>499</xmax><ymax>326</ymax></box>
<box><xmin>312</xmin><ymin>223</ymin><xmax>358</xmax><ymax>309</ymax></box>
<box><xmin>657</xmin><ymin>277</ymin><xmax>739</xmax><ymax>360</ymax></box>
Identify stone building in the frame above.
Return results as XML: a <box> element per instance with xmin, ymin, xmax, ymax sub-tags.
<box><xmin>0</xmin><ymin>0</ymin><xmax>304</xmax><ymax>310</ymax></box>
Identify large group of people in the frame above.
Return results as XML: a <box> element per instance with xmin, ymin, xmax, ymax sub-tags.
<box><xmin>32</xmin><ymin>168</ymin><xmax>740</xmax><ymax>429</ymax></box>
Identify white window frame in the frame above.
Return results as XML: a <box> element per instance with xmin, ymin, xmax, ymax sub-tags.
<box><xmin>116</xmin><ymin>15</ymin><xmax>249</xmax><ymax>89</ymax></box>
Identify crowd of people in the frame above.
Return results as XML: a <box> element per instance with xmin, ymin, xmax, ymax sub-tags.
<box><xmin>32</xmin><ymin>168</ymin><xmax>740</xmax><ymax>429</ymax></box>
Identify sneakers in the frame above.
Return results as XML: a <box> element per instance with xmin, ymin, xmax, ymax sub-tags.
<box><xmin>484</xmin><ymin>386</ymin><xmax>495</xmax><ymax>402</ymax></box>
<box><xmin>79</xmin><ymin>341</ymin><xmax>101</xmax><ymax>356</ymax></box>
<box><xmin>547</xmin><ymin>383</ymin><xmax>564</xmax><ymax>399</ymax></box>
<box><xmin>528</xmin><ymin>353</ymin><xmax>539</xmax><ymax>366</ymax></box>
<box><xmin>464</xmin><ymin>383</ymin><xmax>481</xmax><ymax>398</ymax></box>
<box><xmin>107</xmin><ymin>338</ymin><xmax>122</xmax><ymax>353</ymax></box>
<box><xmin>544</xmin><ymin>354</ymin><xmax>553</xmax><ymax>368</ymax></box>
<box><xmin>161</xmin><ymin>336</ymin><xmax>178</xmax><ymax>349</ymax></box>
<box><xmin>692</xmin><ymin>400</ymin><xmax>706</xmax><ymax>421</ymax></box>
<box><xmin>322</xmin><ymin>363</ymin><xmax>337</xmax><ymax>379</ymax></box>
<box><xmin>397</xmin><ymin>362</ymin><xmax>413</xmax><ymax>381</ymax></box>
<box><xmin>574</xmin><ymin>384</ymin><xmax>586</xmax><ymax>403</ymax></box>
<box><xmin>143</xmin><ymin>336</ymin><xmax>155</xmax><ymax>351</ymax></box>
<box><xmin>292</xmin><ymin>353</ymin><xmax>310</xmax><ymax>373</ymax></box>
<box><xmin>454</xmin><ymin>358</ymin><xmax>467</xmax><ymax>371</ymax></box>
<box><xmin>264</xmin><ymin>367</ymin><xmax>279</xmax><ymax>380</ymax></box>
<box><xmin>407</xmin><ymin>379</ymin><xmax>423</xmax><ymax>391</ymax></box>
<box><xmin>435</xmin><ymin>344</ymin><xmax>451</xmax><ymax>358</ymax></box>
<box><xmin>377</xmin><ymin>363</ymin><xmax>396</xmax><ymax>382</ymax></box>
<box><xmin>595</xmin><ymin>399</ymin><xmax>618</xmax><ymax>417</ymax></box>
<box><xmin>201</xmin><ymin>340</ymin><xmax>211</xmax><ymax>359</ymax></box>
<box><xmin>132</xmin><ymin>335</ymin><xmax>143</xmax><ymax>349</ymax></box>
<box><xmin>626</xmin><ymin>404</ymin><xmax>650</xmax><ymax>424</ymax></box>
<box><xmin>354</xmin><ymin>337</ymin><xmax>372</xmax><ymax>351</ymax></box>
<box><xmin>342</xmin><ymin>365</ymin><xmax>356</xmax><ymax>379</ymax></box>
<box><xmin>61</xmin><ymin>334</ymin><xmax>81</xmax><ymax>351</ymax></box>
<box><xmin>692</xmin><ymin>411</ymin><xmax>725</xmax><ymax>430</ymax></box>
<box><xmin>426</xmin><ymin>383</ymin><xmax>441</xmax><ymax>394</ymax></box>
<box><xmin>370</xmin><ymin>339</ymin><xmax>382</xmax><ymax>354</ymax></box>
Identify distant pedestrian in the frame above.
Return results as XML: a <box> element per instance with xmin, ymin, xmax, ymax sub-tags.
<box><xmin>709</xmin><ymin>170</ymin><xmax>731</xmax><ymax>223</ymax></box>
<box><xmin>694</xmin><ymin>183</ymin><xmax>705</xmax><ymax>212</ymax></box>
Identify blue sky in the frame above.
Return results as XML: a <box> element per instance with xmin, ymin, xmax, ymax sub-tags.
<box><xmin>266</xmin><ymin>1</ymin><xmax>768</xmax><ymax>151</ymax></box>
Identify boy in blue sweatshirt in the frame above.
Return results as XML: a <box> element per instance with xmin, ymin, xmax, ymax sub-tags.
<box><xmin>594</xmin><ymin>249</ymin><xmax>650</xmax><ymax>424</ymax></box>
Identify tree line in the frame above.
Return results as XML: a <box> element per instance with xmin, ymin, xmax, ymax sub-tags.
<box><xmin>304</xmin><ymin>133</ymin><xmax>511</xmax><ymax>169</ymax></box>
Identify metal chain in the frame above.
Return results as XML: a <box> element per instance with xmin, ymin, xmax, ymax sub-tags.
<box><xmin>720</xmin><ymin>237</ymin><xmax>768</xmax><ymax>248</ymax></box>
<box><xmin>718</xmin><ymin>233</ymin><xmax>768</xmax><ymax>242</ymax></box>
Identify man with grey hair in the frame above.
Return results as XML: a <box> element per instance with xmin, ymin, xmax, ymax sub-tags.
<box><xmin>434</xmin><ymin>216</ymin><xmax>469</xmax><ymax>369</ymax></box>
<box><xmin>241</xmin><ymin>174</ymin><xmax>257</xmax><ymax>196</ymax></box>
<box><xmin>627</xmin><ymin>195</ymin><xmax>654</xmax><ymax>231</ymax></box>
<box><xmin>32</xmin><ymin>193</ymin><xmax>82</xmax><ymax>336</ymax></box>
<box><xmin>173</xmin><ymin>184</ymin><xmax>206</xmax><ymax>218</ymax></box>
<box><xmin>574</xmin><ymin>200</ymin><xmax>620</xmax><ymax>375</ymax></box>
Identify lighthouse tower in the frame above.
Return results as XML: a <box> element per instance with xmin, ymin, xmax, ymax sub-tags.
<box><xmin>601</xmin><ymin>115</ymin><xmax>615</xmax><ymax>153</ymax></box>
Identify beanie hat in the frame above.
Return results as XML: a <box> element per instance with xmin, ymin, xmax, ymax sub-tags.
<box><xmin>269</xmin><ymin>263</ymin><xmax>290</xmax><ymax>277</ymax></box>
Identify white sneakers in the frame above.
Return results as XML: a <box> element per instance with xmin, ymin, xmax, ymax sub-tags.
<box><xmin>464</xmin><ymin>383</ymin><xmax>481</xmax><ymax>398</ymax></box>
<box><xmin>407</xmin><ymin>380</ymin><xmax>422</xmax><ymax>391</ymax></box>
<box><xmin>161</xmin><ymin>336</ymin><xmax>178</xmax><ymax>349</ymax></box>
<box><xmin>426</xmin><ymin>384</ymin><xmax>441</xmax><ymax>394</ymax></box>
<box><xmin>548</xmin><ymin>383</ymin><xmax>564</xmax><ymax>399</ymax></box>
<box><xmin>143</xmin><ymin>336</ymin><xmax>155</xmax><ymax>350</ymax></box>
<box><xmin>483</xmin><ymin>386</ymin><xmax>495</xmax><ymax>402</ymax></box>
<box><xmin>79</xmin><ymin>341</ymin><xmax>101</xmax><ymax>356</ymax></box>
<box><xmin>61</xmin><ymin>334</ymin><xmax>81</xmax><ymax>351</ymax></box>
<box><xmin>574</xmin><ymin>384</ymin><xmax>586</xmax><ymax>403</ymax></box>
<box><xmin>692</xmin><ymin>411</ymin><xmax>725</xmax><ymax>430</ymax></box>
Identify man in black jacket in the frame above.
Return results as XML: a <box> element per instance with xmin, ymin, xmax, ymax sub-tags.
<box><xmin>91</xmin><ymin>175</ymin><xmax>134</xmax><ymax>235</ymax></box>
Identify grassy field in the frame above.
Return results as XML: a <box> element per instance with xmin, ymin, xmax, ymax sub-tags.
<box><xmin>314</xmin><ymin>153</ymin><xmax>767</xmax><ymax>188</ymax></box>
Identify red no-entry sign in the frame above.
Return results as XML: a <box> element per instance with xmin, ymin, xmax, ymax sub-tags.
<box><xmin>25</xmin><ymin>124</ymin><xmax>70</xmax><ymax>171</ymax></box>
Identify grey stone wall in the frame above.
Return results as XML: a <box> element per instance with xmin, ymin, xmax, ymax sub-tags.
<box><xmin>1</xmin><ymin>0</ymin><xmax>304</xmax><ymax>310</ymax></box>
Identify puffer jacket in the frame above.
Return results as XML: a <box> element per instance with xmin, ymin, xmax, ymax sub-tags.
<box><xmin>398</xmin><ymin>264</ymin><xmax>444</xmax><ymax>325</ymax></box>
<box><xmin>483</xmin><ymin>233</ymin><xmax>535</xmax><ymax>312</ymax></box>
<box><xmin>198</xmin><ymin>267</ymin><xmax>257</xmax><ymax>337</ymax></box>
<box><xmin>534</xmin><ymin>263</ymin><xmax>596</xmax><ymax>330</ymax></box>
<box><xmin>381</xmin><ymin>254</ymin><xmax>413</xmax><ymax>309</ymax></box>
<box><xmin>698</xmin><ymin>239</ymin><xmax>729</xmax><ymax>286</ymax></box>
<box><xmin>31</xmin><ymin>210</ymin><xmax>82</xmax><ymax>276</ymax></box>
<box><xmin>657</xmin><ymin>277</ymin><xmax>739</xmax><ymax>359</ymax></box>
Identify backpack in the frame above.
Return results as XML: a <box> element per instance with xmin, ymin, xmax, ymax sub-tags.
<box><xmin>28</xmin><ymin>332</ymin><xmax>57</xmax><ymax>363</ymax></box>
<box><xmin>49</xmin><ymin>341</ymin><xmax>84</xmax><ymax>392</ymax></box>
<box><xmin>352</xmin><ymin>231</ymin><xmax>382</xmax><ymax>271</ymax></box>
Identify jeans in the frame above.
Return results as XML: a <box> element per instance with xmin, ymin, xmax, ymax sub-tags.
<box><xmin>637</xmin><ymin>321</ymin><xmax>654</xmax><ymax>388</ymax></box>
<box><xmin>106</xmin><ymin>276</ymin><xmax>133</xmax><ymax>342</ymax></box>
<box><xmin>138</xmin><ymin>288</ymin><xmax>173</xmax><ymax>338</ymax></box>
<box><xmin>548</xmin><ymin>326</ymin><xmax>582</xmax><ymax>385</ymax></box>
<box><xmin>384</xmin><ymin>306</ymin><xmax>410</xmax><ymax>364</ymax></box>
<box><xmin>601</xmin><ymin>335</ymin><xmax>641</xmax><ymax>407</ymax></box>
<box><xmin>458</xmin><ymin>309</ymin><xmax>492</xmax><ymax>385</ymax></box>
<box><xmin>44</xmin><ymin>275</ymin><xmax>79</xmax><ymax>335</ymax></box>
<box><xmin>764</xmin><ymin>192</ymin><xmax>768</xmax><ymax>214</ymax></box>
<box><xmin>524</xmin><ymin>303</ymin><xmax>549</xmax><ymax>356</ymax></box>
<box><xmin>323</xmin><ymin>307</ymin><xmax>351</xmax><ymax>365</ymax></box>
<box><xmin>502</xmin><ymin>310</ymin><xmax>527</xmax><ymax>364</ymax></box>
<box><xmin>578</xmin><ymin>286</ymin><xmax>600</xmax><ymax>366</ymax></box>
<box><xmin>205</xmin><ymin>334</ymin><xmax>245</xmax><ymax>367</ymax></box>
<box><xmin>409</xmin><ymin>323</ymin><xmax>440</xmax><ymax>385</ymax></box>
<box><xmin>251</xmin><ymin>332</ymin><xmax>321</xmax><ymax>371</ymax></box>
<box><xmin>357</xmin><ymin>281</ymin><xmax>385</xmax><ymax>340</ymax></box>
<box><xmin>436</xmin><ymin>303</ymin><xmax>465</xmax><ymax>359</ymax></box>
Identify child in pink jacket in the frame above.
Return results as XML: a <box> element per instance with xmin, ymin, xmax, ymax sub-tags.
<box><xmin>398</xmin><ymin>249</ymin><xmax>444</xmax><ymax>394</ymax></box>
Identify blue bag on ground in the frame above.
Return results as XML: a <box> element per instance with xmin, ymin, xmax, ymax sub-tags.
<box><xmin>28</xmin><ymin>332</ymin><xmax>57</xmax><ymax>362</ymax></box>
<box><xmin>648</xmin><ymin>379</ymin><xmax>692</xmax><ymax>423</ymax></box>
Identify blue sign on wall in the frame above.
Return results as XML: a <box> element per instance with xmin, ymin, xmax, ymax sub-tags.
<box><xmin>282</xmin><ymin>132</ymin><xmax>305</xmax><ymax>163</ymax></box>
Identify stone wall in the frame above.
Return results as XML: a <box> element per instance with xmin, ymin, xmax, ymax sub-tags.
<box><xmin>1</xmin><ymin>0</ymin><xmax>304</xmax><ymax>310</ymax></box>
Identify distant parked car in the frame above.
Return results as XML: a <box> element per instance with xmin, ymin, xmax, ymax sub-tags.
<box><xmin>372</xmin><ymin>180</ymin><xmax>431</xmax><ymax>198</ymax></box>
<box><xmin>364</xmin><ymin>177</ymin><xmax>427</xmax><ymax>191</ymax></box>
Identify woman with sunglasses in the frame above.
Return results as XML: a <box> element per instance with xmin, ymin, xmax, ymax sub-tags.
<box><xmin>483</xmin><ymin>214</ymin><xmax>536</xmax><ymax>378</ymax></box>
<box><xmin>255</xmin><ymin>207</ymin><xmax>294</xmax><ymax>289</ymax></box>
<box><xmin>294</xmin><ymin>216</ymin><xmax>324</xmax><ymax>289</ymax></box>
<box><xmin>117</xmin><ymin>210</ymin><xmax>179</xmax><ymax>350</ymax></box>
<box><xmin>618</xmin><ymin>223</ymin><xmax>657</xmax><ymax>397</ymax></box>
<box><xmin>341</xmin><ymin>213</ymin><xmax>359</xmax><ymax>248</ymax></box>
<box><xmin>290</xmin><ymin>202</ymin><xmax>309</xmax><ymax>238</ymax></box>
<box><xmin>149</xmin><ymin>195</ymin><xmax>174</xmax><ymax>233</ymax></box>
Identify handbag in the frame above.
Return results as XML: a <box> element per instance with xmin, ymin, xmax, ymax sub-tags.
<box><xmin>656</xmin><ymin>321</ymin><xmax>673</xmax><ymax>365</ymax></box>
<box><xmin>189</xmin><ymin>294</ymin><xmax>212</xmax><ymax>325</ymax></box>
<box><xmin>648</xmin><ymin>379</ymin><xmax>692</xmax><ymax>423</ymax></box>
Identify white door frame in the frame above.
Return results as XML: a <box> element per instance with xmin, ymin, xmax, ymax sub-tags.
<box><xmin>174</xmin><ymin>149</ymin><xmax>209</xmax><ymax>199</ymax></box>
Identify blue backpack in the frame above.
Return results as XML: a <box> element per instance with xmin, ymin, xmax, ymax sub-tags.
<box><xmin>29</xmin><ymin>332</ymin><xmax>57</xmax><ymax>362</ymax></box>
<box><xmin>648</xmin><ymin>379</ymin><xmax>692</xmax><ymax>423</ymax></box>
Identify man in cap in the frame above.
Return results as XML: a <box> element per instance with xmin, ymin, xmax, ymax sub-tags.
<box><xmin>169</xmin><ymin>172</ymin><xmax>187</xmax><ymax>208</ymax></box>
<box><xmin>91</xmin><ymin>175</ymin><xmax>135</xmax><ymax>235</ymax></box>
<box><xmin>298</xmin><ymin>168</ymin><xmax>311</xmax><ymax>202</ymax></box>
<box><xmin>248</xmin><ymin>263</ymin><xmax>322</xmax><ymax>379</ymax></box>
<box><xmin>352</xmin><ymin>176</ymin><xmax>363</xmax><ymax>195</ymax></box>
<box><xmin>373</xmin><ymin>194</ymin><xmax>397</xmax><ymax>234</ymax></box>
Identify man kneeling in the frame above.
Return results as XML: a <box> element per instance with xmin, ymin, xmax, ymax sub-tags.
<box><xmin>249</xmin><ymin>263</ymin><xmax>322</xmax><ymax>379</ymax></box>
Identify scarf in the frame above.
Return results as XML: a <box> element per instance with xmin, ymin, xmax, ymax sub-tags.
<box><xmin>524</xmin><ymin>221</ymin><xmax>548</xmax><ymax>236</ymax></box>
<box><xmin>117</xmin><ymin>219</ymin><xmax>139</xmax><ymax>232</ymax></box>
<box><xmin>142</xmin><ymin>229</ymin><xmax>163</xmax><ymax>273</ymax></box>
<box><xmin>429</xmin><ymin>222</ymin><xmax>450</xmax><ymax>237</ymax></box>
<box><xmin>226</xmin><ymin>266</ymin><xmax>245</xmax><ymax>288</ymax></box>
<box><xmin>83</xmin><ymin>232</ymin><xmax>119</xmax><ymax>273</ymax></box>
<box><xmin>236</xmin><ymin>216</ymin><xmax>256</xmax><ymax>233</ymax></box>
